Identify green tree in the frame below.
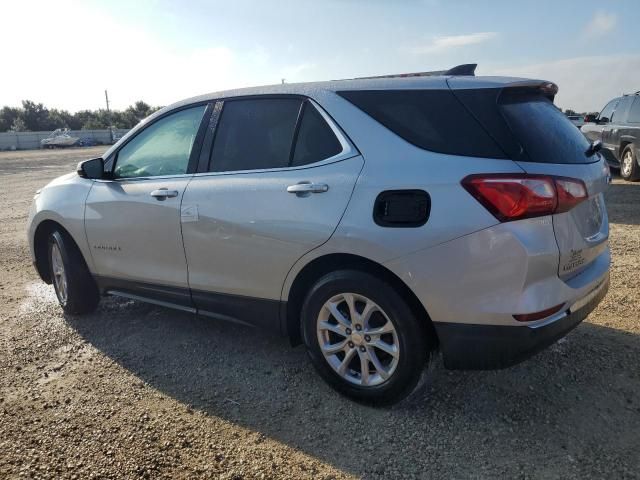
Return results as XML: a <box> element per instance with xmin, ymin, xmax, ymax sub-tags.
<box><xmin>0</xmin><ymin>106</ymin><xmax>20</xmax><ymax>132</ymax></box>
<box><xmin>0</xmin><ymin>99</ymin><xmax>161</xmax><ymax>132</ymax></box>
<box><xmin>10</xmin><ymin>117</ymin><xmax>27</xmax><ymax>132</ymax></box>
<box><xmin>20</xmin><ymin>100</ymin><xmax>51</xmax><ymax>131</ymax></box>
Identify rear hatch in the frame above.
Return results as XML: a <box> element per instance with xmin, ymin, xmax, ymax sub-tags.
<box><xmin>450</xmin><ymin>79</ymin><xmax>610</xmax><ymax>280</ymax></box>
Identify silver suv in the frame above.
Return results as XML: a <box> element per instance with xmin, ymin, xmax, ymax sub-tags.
<box><xmin>27</xmin><ymin>65</ymin><xmax>610</xmax><ymax>405</ymax></box>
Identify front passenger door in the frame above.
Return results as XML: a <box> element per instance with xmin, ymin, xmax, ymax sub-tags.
<box><xmin>84</xmin><ymin>104</ymin><xmax>209</xmax><ymax>308</ymax></box>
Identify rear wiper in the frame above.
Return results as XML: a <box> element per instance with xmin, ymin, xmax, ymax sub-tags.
<box><xmin>586</xmin><ymin>140</ymin><xmax>603</xmax><ymax>157</ymax></box>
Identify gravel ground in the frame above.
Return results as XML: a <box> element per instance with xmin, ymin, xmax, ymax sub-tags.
<box><xmin>1</xmin><ymin>147</ymin><xmax>639</xmax><ymax>479</ymax></box>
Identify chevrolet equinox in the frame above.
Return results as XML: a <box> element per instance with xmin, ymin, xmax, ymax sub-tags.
<box><xmin>27</xmin><ymin>65</ymin><xmax>610</xmax><ymax>405</ymax></box>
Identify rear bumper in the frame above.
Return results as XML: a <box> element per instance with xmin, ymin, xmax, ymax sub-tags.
<box><xmin>434</xmin><ymin>274</ymin><xmax>609</xmax><ymax>370</ymax></box>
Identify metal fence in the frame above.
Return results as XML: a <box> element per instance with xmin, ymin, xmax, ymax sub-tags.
<box><xmin>0</xmin><ymin>129</ymin><xmax>130</xmax><ymax>151</ymax></box>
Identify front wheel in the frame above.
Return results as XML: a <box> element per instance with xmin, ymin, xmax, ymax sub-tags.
<box><xmin>48</xmin><ymin>230</ymin><xmax>100</xmax><ymax>315</ymax></box>
<box><xmin>620</xmin><ymin>145</ymin><xmax>640</xmax><ymax>181</ymax></box>
<box><xmin>301</xmin><ymin>270</ymin><xmax>431</xmax><ymax>405</ymax></box>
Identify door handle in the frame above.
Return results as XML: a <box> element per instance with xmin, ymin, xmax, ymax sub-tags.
<box><xmin>150</xmin><ymin>188</ymin><xmax>179</xmax><ymax>200</ymax></box>
<box><xmin>286</xmin><ymin>182</ymin><xmax>329</xmax><ymax>195</ymax></box>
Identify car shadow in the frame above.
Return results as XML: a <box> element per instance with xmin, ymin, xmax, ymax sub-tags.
<box><xmin>65</xmin><ymin>297</ymin><xmax>640</xmax><ymax>477</ymax></box>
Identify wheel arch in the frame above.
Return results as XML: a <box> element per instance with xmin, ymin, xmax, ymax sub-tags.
<box><xmin>284</xmin><ymin>252</ymin><xmax>438</xmax><ymax>349</ymax></box>
<box><xmin>32</xmin><ymin>219</ymin><xmax>82</xmax><ymax>284</ymax></box>
<box><xmin>619</xmin><ymin>138</ymin><xmax>635</xmax><ymax>159</ymax></box>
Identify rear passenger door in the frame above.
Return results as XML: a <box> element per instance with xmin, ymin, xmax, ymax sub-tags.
<box><xmin>181</xmin><ymin>97</ymin><xmax>363</xmax><ymax>328</ymax></box>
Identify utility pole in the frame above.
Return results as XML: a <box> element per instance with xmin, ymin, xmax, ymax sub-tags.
<box><xmin>105</xmin><ymin>89</ymin><xmax>114</xmax><ymax>143</ymax></box>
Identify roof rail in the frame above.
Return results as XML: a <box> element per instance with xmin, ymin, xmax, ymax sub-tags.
<box><xmin>348</xmin><ymin>63</ymin><xmax>477</xmax><ymax>81</ymax></box>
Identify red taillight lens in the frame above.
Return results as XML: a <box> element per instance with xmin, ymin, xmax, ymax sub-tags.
<box><xmin>462</xmin><ymin>174</ymin><xmax>587</xmax><ymax>222</ymax></box>
<box><xmin>554</xmin><ymin>178</ymin><xmax>588</xmax><ymax>213</ymax></box>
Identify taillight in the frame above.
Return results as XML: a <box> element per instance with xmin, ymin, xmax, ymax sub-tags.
<box><xmin>462</xmin><ymin>174</ymin><xmax>587</xmax><ymax>222</ymax></box>
<box><xmin>554</xmin><ymin>178</ymin><xmax>588</xmax><ymax>213</ymax></box>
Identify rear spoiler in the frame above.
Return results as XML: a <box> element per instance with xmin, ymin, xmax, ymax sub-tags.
<box><xmin>447</xmin><ymin>77</ymin><xmax>559</xmax><ymax>101</ymax></box>
<box><xmin>342</xmin><ymin>63</ymin><xmax>477</xmax><ymax>81</ymax></box>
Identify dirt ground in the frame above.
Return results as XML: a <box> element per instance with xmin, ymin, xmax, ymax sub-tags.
<box><xmin>1</xmin><ymin>146</ymin><xmax>639</xmax><ymax>479</ymax></box>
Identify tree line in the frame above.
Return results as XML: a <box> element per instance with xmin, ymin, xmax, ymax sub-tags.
<box><xmin>0</xmin><ymin>100</ymin><xmax>162</xmax><ymax>133</ymax></box>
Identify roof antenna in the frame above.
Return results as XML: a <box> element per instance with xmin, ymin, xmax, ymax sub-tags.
<box><xmin>445</xmin><ymin>64</ymin><xmax>477</xmax><ymax>76</ymax></box>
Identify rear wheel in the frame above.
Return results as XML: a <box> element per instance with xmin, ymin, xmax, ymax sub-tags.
<box><xmin>48</xmin><ymin>230</ymin><xmax>100</xmax><ymax>314</ymax></box>
<box><xmin>301</xmin><ymin>270</ymin><xmax>430</xmax><ymax>405</ymax></box>
<box><xmin>620</xmin><ymin>145</ymin><xmax>640</xmax><ymax>181</ymax></box>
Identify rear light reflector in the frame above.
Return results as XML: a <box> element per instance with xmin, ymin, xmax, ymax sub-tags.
<box><xmin>513</xmin><ymin>303</ymin><xmax>565</xmax><ymax>322</ymax></box>
<box><xmin>462</xmin><ymin>174</ymin><xmax>587</xmax><ymax>222</ymax></box>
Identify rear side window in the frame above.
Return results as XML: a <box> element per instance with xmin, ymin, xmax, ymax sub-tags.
<box><xmin>337</xmin><ymin>89</ymin><xmax>506</xmax><ymax>158</ymax></box>
<box><xmin>291</xmin><ymin>103</ymin><xmax>342</xmax><ymax>167</ymax></box>
<box><xmin>499</xmin><ymin>92</ymin><xmax>591</xmax><ymax>164</ymax></box>
<box><xmin>211</xmin><ymin>98</ymin><xmax>302</xmax><ymax>172</ymax></box>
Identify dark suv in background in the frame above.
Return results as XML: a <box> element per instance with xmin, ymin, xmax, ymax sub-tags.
<box><xmin>582</xmin><ymin>92</ymin><xmax>640</xmax><ymax>181</ymax></box>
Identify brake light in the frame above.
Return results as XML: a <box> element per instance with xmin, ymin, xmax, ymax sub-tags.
<box><xmin>462</xmin><ymin>174</ymin><xmax>587</xmax><ymax>222</ymax></box>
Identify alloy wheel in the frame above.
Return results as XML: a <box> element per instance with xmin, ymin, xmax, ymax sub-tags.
<box><xmin>316</xmin><ymin>292</ymin><xmax>400</xmax><ymax>386</ymax></box>
<box><xmin>51</xmin><ymin>243</ymin><xmax>68</xmax><ymax>304</ymax></box>
<box><xmin>622</xmin><ymin>150</ymin><xmax>634</xmax><ymax>178</ymax></box>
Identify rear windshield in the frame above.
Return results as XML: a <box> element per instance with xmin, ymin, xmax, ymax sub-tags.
<box><xmin>337</xmin><ymin>90</ymin><xmax>506</xmax><ymax>158</ymax></box>
<box><xmin>498</xmin><ymin>92</ymin><xmax>593</xmax><ymax>164</ymax></box>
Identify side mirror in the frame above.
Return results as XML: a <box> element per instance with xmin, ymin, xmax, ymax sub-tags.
<box><xmin>77</xmin><ymin>157</ymin><xmax>104</xmax><ymax>179</ymax></box>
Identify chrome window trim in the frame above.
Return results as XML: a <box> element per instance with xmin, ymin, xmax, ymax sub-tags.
<box><xmin>191</xmin><ymin>153</ymin><xmax>360</xmax><ymax>178</ymax></box>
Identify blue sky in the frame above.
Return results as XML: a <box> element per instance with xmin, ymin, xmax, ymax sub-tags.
<box><xmin>2</xmin><ymin>0</ymin><xmax>639</xmax><ymax>112</ymax></box>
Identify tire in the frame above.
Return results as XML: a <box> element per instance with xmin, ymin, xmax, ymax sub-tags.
<box><xmin>301</xmin><ymin>270</ymin><xmax>430</xmax><ymax>405</ymax></box>
<box><xmin>620</xmin><ymin>145</ymin><xmax>640</xmax><ymax>182</ymax></box>
<box><xmin>48</xmin><ymin>230</ymin><xmax>100</xmax><ymax>315</ymax></box>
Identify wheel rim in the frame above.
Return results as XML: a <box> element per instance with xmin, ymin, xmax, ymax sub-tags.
<box><xmin>51</xmin><ymin>243</ymin><xmax>68</xmax><ymax>304</ymax></box>
<box><xmin>316</xmin><ymin>293</ymin><xmax>400</xmax><ymax>387</ymax></box>
<box><xmin>622</xmin><ymin>150</ymin><xmax>633</xmax><ymax>177</ymax></box>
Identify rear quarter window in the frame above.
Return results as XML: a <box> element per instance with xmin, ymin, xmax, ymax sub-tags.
<box><xmin>499</xmin><ymin>92</ymin><xmax>592</xmax><ymax>164</ymax></box>
<box><xmin>337</xmin><ymin>90</ymin><xmax>506</xmax><ymax>158</ymax></box>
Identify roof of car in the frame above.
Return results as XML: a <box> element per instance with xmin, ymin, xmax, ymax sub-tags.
<box><xmin>168</xmin><ymin>75</ymin><xmax>543</xmax><ymax>110</ymax></box>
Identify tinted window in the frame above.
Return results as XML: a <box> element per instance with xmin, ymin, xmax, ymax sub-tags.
<box><xmin>611</xmin><ymin>96</ymin><xmax>634</xmax><ymax>123</ymax></box>
<box><xmin>114</xmin><ymin>105</ymin><xmax>206</xmax><ymax>178</ymax></box>
<box><xmin>291</xmin><ymin>103</ymin><xmax>342</xmax><ymax>166</ymax></box>
<box><xmin>211</xmin><ymin>98</ymin><xmax>302</xmax><ymax>172</ymax></box>
<box><xmin>598</xmin><ymin>98</ymin><xmax>619</xmax><ymax>123</ymax></box>
<box><xmin>500</xmin><ymin>93</ymin><xmax>592</xmax><ymax>164</ymax></box>
<box><xmin>337</xmin><ymin>90</ymin><xmax>505</xmax><ymax>158</ymax></box>
<box><xmin>626</xmin><ymin>97</ymin><xmax>640</xmax><ymax>123</ymax></box>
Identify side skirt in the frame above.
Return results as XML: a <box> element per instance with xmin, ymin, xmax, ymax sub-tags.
<box><xmin>94</xmin><ymin>276</ymin><xmax>284</xmax><ymax>333</ymax></box>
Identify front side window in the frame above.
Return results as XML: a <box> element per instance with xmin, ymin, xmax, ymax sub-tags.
<box><xmin>211</xmin><ymin>98</ymin><xmax>302</xmax><ymax>172</ymax></box>
<box><xmin>611</xmin><ymin>96</ymin><xmax>633</xmax><ymax>123</ymax></box>
<box><xmin>598</xmin><ymin>98</ymin><xmax>619</xmax><ymax>123</ymax></box>
<box><xmin>628</xmin><ymin>97</ymin><xmax>640</xmax><ymax>123</ymax></box>
<box><xmin>114</xmin><ymin>105</ymin><xmax>206</xmax><ymax>179</ymax></box>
